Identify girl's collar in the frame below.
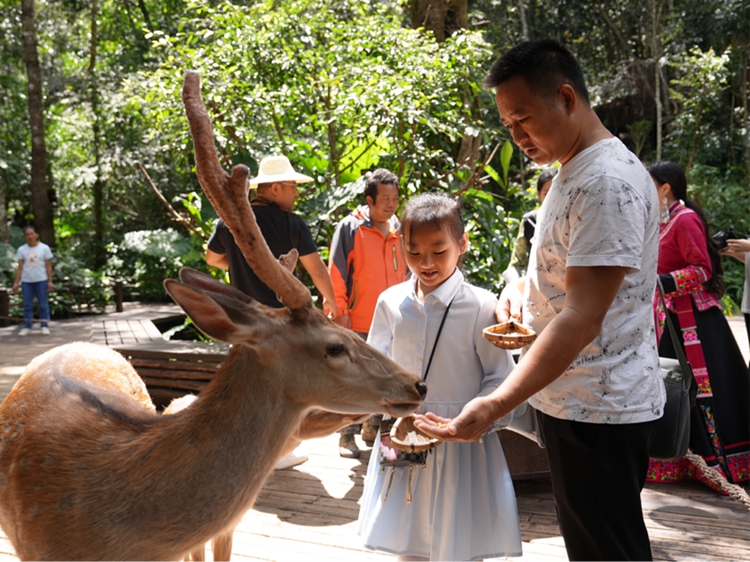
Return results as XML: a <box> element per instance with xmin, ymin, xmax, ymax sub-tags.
<box><xmin>410</xmin><ymin>268</ymin><xmax>463</xmax><ymax>305</ymax></box>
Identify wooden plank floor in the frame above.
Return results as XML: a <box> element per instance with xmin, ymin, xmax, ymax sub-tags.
<box><xmin>0</xmin><ymin>308</ymin><xmax>748</xmax><ymax>561</ymax></box>
<box><xmin>235</xmin><ymin>435</ymin><xmax>750</xmax><ymax>562</ymax></box>
<box><xmin>0</xmin><ymin>431</ymin><xmax>747</xmax><ymax>561</ymax></box>
<box><xmin>91</xmin><ymin>317</ymin><xmax>165</xmax><ymax>346</ymax></box>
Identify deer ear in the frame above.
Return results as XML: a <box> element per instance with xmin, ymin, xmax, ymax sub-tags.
<box><xmin>164</xmin><ymin>278</ymin><xmax>270</xmax><ymax>343</ymax></box>
<box><xmin>278</xmin><ymin>249</ymin><xmax>298</xmax><ymax>273</ymax></box>
<box><xmin>178</xmin><ymin>268</ymin><xmax>255</xmax><ymax>305</ymax></box>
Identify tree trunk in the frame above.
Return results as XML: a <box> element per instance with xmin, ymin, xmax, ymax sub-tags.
<box><xmin>408</xmin><ymin>0</ymin><xmax>467</xmax><ymax>43</ymax></box>
<box><xmin>89</xmin><ymin>0</ymin><xmax>106</xmax><ymax>269</ymax></box>
<box><xmin>0</xmin><ymin>175</ymin><xmax>8</xmax><ymax>244</ymax></box>
<box><xmin>518</xmin><ymin>0</ymin><xmax>528</xmax><ymax>41</ymax></box>
<box><xmin>649</xmin><ymin>0</ymin><xmax>663</xmax><ymax>162</ymax></box>
<box><xmin>20</xmin><ymin>0</ymin><xmax>54</xmax><ymax>247</ymax></box>
<box><xmin>743</xmin><ymin>48</ymin><xmax>750</xmax><ymax>181</ymax></box>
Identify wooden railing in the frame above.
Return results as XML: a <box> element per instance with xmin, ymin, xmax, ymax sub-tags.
<box><xmin>0</xmin><ymin>281</ymin><xmax>132</xmax><ymax>327</ymax></box>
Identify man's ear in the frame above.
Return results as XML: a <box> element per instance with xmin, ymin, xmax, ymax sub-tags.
<box><xmin>558</xmin><ymin>83</ymin><xmax>577</xmax><ymax>115</ymax></box>
<box><xmin>365</xmin><ymin>195</ymin><xmax>375</xmax><ymax>207</ymax></box>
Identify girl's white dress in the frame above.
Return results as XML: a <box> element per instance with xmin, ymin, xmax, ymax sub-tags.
<box><xmin>358</xmin><ymin>269</ymin><xmax>523</xmax><ymax>561</ymax></box>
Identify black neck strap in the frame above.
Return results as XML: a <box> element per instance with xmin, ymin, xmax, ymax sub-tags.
<box><xmin>422</xmin><ymin>296</ymin><xmax>456</xmax><ymax>382</ymax></box>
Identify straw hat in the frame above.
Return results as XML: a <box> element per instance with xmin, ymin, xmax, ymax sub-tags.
<box><xmin>249</xmin><ymin>155</ymin><xmax>313</xmax><ymax>186</ymax></box>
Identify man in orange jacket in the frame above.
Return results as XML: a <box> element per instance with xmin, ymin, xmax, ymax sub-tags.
<box><xmin>329</xmin><ymin>169</ymin><xmax>407</xmax><ymax>457</ymax></box>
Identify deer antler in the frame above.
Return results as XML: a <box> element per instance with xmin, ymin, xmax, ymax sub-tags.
<box><xmin>181</xmin><ymin>72</ymin><xmax>311</xmax><ymax>311</ymax></box>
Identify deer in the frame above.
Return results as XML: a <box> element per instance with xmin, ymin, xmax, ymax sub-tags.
<box><xmin>0</xmin><ymin>71</ymin><xmax>427</xmax><ymax>562</ymax></box>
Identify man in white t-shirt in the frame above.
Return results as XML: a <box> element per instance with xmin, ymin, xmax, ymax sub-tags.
<box><xmin>416</xmin><ymin>40</ymin><xmax>664</xmax><ymax>561</ymax></box>
<box><xmin>12</xmin><ymin>226</ymin><xmax>54</xmax><ymax>336</ymax></box>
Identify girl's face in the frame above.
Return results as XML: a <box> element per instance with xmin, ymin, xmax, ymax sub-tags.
<box><xmin>403</xmin><ymin>224</ymin><xmax>468</xmax><ymax>299</ymax></box>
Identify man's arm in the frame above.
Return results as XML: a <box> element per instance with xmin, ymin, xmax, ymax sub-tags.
<box><xmin>415</xmin><ymin>265</ymin><xmax>628</xmax><ymax>441</ymax></box>
<box><xmin>206</xmin><ymin>248</ymin><xmax>230</xmax><ymax>270</ymax></box>
<box><xmin>328</xmin><ymin>221</ymin><xmax>353</xmax><ymax>327</ymax></box>
<box><xmin>11</xmin><ymin>260</ymin><xmax>23</xmax><ymax>293</ymax></box>
<box><xmin>299</xmin><ymin>252</ymin><xmax>338</xmax><ymax>318</ymax></box>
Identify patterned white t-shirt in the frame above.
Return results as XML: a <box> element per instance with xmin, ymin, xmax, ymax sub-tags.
<box><xmin>525</xmin><ymin>137</ymin><xmax>665</xmax><ymax>424</ymax></box>
<box><xmin>16</xmin><ymin>242</ymin><xmax>53</xmax><ymax>284</ymax></box>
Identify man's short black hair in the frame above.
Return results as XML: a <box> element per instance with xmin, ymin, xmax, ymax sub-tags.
<box><xmin>484</xmin><ymin>39</ymin><xmax>590</xmax><ymax>104</ymax></box>
<box><xmin>364</xmin><ymin>169</ymin><xmax>399</xmax><ymax>203</ymax></box>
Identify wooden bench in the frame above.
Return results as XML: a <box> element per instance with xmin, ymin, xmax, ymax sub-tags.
<box><xmin>498</xmin><ymin>431</ymin><xmax>550</xmax><ymax>479</ymax></box>
<box><xmin>113</xmin><ymin>341</ymin><xmax>230</xmax><ymax>409</ymax></box>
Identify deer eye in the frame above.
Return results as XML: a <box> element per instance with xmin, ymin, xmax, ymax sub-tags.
<box><xmin>326</xmin><ymin>343</ymin><xmax>345</xmax><ymax>356</ymax></box>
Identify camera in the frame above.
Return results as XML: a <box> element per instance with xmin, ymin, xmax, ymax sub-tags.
<box><xmin>712</xmin><ymin>229</ymin><xmax>742</xmax><ymax>250</ymax></box>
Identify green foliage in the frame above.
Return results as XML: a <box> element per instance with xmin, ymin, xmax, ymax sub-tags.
<box><xmin>666</xmin><ymin>47</ymin><xmax>732</xmax><ymax>169</ymax></box>
<box><xmin>0</xmin><ymin>242</ymin><xmax>16</xmax><ymax>285</ymax></box>
<box><xmin>110</xmin><ymin>228</ymin><xmax>211</xmax><ymax>301</ymax></box>
<box><xmin>461</xmin><ymin>188</ymin><xmax>516</xmax><ymax>294</ymax></box>
<box><xmin>4</xmin><ymin>0</ymin><xmax>750</xmax><ymax>316</ymax></box>
<box><xmin>126</xmin><ymin>0</ymin><xmax>493</xmax><ymax>194</ymax></box>
<box><xmin>626</xmin><ymin>120</ymin><xmax>652</xmax><ymax>158</ymax></box>
<box><xmin>688</xmin><ymin>162</ymin><xmax>750</xmax><ymax>308</ymax></box>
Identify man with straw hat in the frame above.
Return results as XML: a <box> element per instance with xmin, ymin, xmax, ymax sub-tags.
<box><xmin>206</xmin><ymin>155</ymin><xmax>337</xmax><ymax>314</ymax></box>
<box><xmin>206</xmin><ymin>155</ymin><xmax>338</xmax><ymax>469</ymax></box>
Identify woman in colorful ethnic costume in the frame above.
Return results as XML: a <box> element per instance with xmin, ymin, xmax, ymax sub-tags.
<box><xmin>648</xmin><ymin>161</ymin><xmax>750</xmax><ymax>491</ymax></box>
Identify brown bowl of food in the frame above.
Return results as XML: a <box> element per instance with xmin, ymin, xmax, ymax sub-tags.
<box><xmin>482</xmin><ymin>320</ymin><xmax>537</xmax><ymax>350</ymax></box>
<box><xmin>390</xmin><ymin>414</ymin><xmax>442</xmax><ymax>453</ymax></box>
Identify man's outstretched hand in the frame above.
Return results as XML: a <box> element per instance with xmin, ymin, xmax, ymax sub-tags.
<box><xmin>413</xmin><ymin>396</ymin><xmax>499</xmax><ymax>443</ymax></box>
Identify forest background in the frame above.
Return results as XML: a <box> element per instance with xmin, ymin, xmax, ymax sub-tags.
<box><xmin>1</xmin><ymin>0</ymin><xmax>749</xmax><ymax>323</ymax></box>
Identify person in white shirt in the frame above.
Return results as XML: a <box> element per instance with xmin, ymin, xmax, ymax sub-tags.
<box><xmin>416</xmin><ymin>39</ymin><xmax>664</xmax><ymax>561</ymax></box>
<box><xmin>12</xmin><ymin>226</ymin><xmax>54</xmax><ymax>336</ymax></box>
<box><xmin>358</xmin><ymin>193</ymin><xmax>522</xmax><ymax>561</ymax></box>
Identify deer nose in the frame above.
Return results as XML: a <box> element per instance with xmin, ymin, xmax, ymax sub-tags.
<box><xmin>415</xmin><ymin>381</ymin><xmax>427</xmax><ymax>399</ymax></box>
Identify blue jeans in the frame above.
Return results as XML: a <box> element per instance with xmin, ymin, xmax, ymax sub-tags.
<box><xmin>21</xmin><ymin>281</ymin><xmax>50</xmax><ymax>329</ymax></box>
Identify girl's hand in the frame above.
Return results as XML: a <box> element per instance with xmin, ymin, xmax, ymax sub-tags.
<box><xmin>414</xmin><ymin>396</ymin><xmax>498</xmax><ymax>442</ymax></box>
<box><xmin>495</xmin><ymin>278</ymin><xmax>525</xmax><ymax>323</ymax></box>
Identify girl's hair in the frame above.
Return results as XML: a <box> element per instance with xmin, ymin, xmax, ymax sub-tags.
<box><xmin>399</xmin><ymin>193</ymin><xmax>465</xmax><ymax>262</ymax></box>
<box><xmin>648</xmin><ymin>161</ymin><xmax>725</xmax><ymax>298</ymax></box>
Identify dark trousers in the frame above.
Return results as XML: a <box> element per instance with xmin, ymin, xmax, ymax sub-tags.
<box><xmin>538</xmin><ymin>412</ymin><xmax>656</xmax><ymax>561</ymax></box>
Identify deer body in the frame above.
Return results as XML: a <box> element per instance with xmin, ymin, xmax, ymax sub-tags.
<box><xmin>0</xmin><ymin>72</ymin><xmax>426</xmax><ymax>561</ymax></box>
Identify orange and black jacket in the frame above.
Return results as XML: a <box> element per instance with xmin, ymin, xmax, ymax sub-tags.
<box><xmin>329</xmin><ymin>205</ymin><xmax>406</xmax><ymax>334</ymax></box>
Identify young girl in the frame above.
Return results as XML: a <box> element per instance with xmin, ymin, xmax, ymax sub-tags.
<box><xmin>358</xmin><ymin>193</ymin><xmax>522</xmax><ymax>561</ymax></box>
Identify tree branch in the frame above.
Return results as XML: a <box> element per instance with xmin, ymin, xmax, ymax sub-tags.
<box><xmin>138</xmin><ymin>163</ymin><xmax>206</xmax><ymax>239</ymax></box>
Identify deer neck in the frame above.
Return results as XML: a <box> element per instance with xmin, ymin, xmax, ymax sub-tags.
<box><xmin>124</xmin><ymin>346</ymin><xmax>307</xmax><ymax>544</ymax></box>
<box><xmin>170</xmin><ymin>345</ymin><xmax>303</xmax><ymax>475</ymax></box>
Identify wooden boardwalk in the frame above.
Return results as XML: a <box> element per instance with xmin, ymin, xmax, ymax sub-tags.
<box><xmin>0</xmin><ymin>431</ymin><xmax>747</xmax><ymax>562</ymax></box>
<box><xmin>0</xmin><ymin>308</ymin><xmax>748</xmax><ymax>561</ymax></box>
<box><xmin>90</xmin><ymin>317</ymin><xmax>165</xmax><ymax>346</ymax></box>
